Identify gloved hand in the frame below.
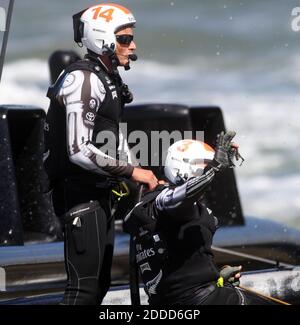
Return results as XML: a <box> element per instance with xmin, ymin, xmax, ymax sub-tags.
<box><xmin>211</xmin><ymin>131</ymin><xmax>236</xmax><ymax>172</ymax></box>
<box><xmin>220</xmin><ymin>265</ymin><xmax>242</xmax><ymax>287</ymax></box>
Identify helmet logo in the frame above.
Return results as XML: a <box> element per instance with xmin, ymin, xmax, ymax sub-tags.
<box><xmin>177</xmin><ymin>140</ymin><xmax>194</xmax><ymax>152</ymax></box>
<box><xmin>92</xmin><ymin>6</ymin><xmax>114</xmax><ymax>22</ymax></box>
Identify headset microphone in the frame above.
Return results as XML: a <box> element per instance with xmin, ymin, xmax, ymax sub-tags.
<box><xmin>129</xmin><ymin>54</ymin><xmax>138</xmax><ymax>61</ymax></box>
<box><xmin>125</xmin><ymin>54</ymin><xmax>138</xmax><ymax>70</ymax></box>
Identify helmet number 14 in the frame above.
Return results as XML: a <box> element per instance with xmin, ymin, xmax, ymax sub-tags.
<box><xmin>92</xmin><ymin>6</ymin><xmax>114</xmax><ymax>23</ymax></box>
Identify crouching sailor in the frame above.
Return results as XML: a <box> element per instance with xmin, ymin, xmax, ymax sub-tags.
<box><xmin>124</xmin><ymin>132</ymin><xmax>280</xmax><ymax>305</ymax></box>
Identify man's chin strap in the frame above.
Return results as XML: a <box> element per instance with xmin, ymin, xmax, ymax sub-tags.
<box><xmin>100</xmin><ymin>45</ymin><xmax>120</xmax><ymax>75</ymax></box>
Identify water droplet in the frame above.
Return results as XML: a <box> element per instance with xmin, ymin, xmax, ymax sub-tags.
<box><xmin>194</xmin><ymin>16</ymin><xmax>199</xmax><ymax>20</ymax></box>
<box><xmin>170</xmin><ymin>2</ymin><xmax>174</xmax><ymax>6</ymax></box>
<box><xmin>231</xmin><ymin>213</ymin><xmax>237</xmax><ymax>219</ymax></box>
<box><xmin>216</xmin><ymin>52</ymin><xmax>220</xmax><ymax>56</ymax></box>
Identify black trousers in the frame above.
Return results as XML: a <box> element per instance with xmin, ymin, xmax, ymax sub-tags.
<box><xmin>52</xmin><ymin>179</ymin><xmax>114</xmax><ymax>305</ymax></box>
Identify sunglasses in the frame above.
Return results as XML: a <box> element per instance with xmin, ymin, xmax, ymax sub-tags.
<box><xmin>116</xmin><ymin>34</ymin><xmax>134</xmax><ymax>45</ymax></box>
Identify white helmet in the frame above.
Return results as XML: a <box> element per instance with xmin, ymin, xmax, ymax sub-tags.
<box><xmin>164</xmin><ymin>140</ymin><xmax>215</xmax><ymax>184</ymax></box>
<box><xmin>74</xmin><ymin>3</ymin><xmax>136</xmax><ymax>55</ymax></box>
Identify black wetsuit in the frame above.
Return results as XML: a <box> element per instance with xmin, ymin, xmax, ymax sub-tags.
<box><xmin>124</xmin><ymin>168</ymin><xmax>279</xmax><ymax>305</ymax></box>
<box><xmin>44</xmin><ymin>54</ymin><xmax>134</xmax><ymax>305</ymax></box>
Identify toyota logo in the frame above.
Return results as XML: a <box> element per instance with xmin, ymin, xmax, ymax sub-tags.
<box><xmin>86</xmin><ymin>112</ymin><xmax>96</xmax><ymax>122</ymax></box>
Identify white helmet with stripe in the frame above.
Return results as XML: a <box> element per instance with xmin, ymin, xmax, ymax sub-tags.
<box><xmin>164</xmin><ymin>140</ymin><xmax>215</xmax><ymax>184</ymax></box>
<box><xmin>74</xmin><ymin>3</ymin><xmax>136</xmax><ymax>55</ymax></box>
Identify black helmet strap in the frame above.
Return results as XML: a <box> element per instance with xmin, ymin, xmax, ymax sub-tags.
<box><xmin>72</xmin><ymin>9</ymin><xmax>86</xmax><ymax>44</ymax></box>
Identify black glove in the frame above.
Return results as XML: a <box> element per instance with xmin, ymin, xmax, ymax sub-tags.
<box><xmin>210</xmin><ymin>131</ymin><xmax>236</xmax><ymax>172</ymax></box>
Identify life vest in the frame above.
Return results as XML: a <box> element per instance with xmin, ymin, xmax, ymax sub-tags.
<box><xmin>44</xmin><ymin>56</ymin><xmax>129</xmax><ymax>186</ymax></box>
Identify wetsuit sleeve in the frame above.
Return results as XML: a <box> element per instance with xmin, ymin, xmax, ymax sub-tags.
<box><xmin>57</xmin><ymin>70</ymin><xmax>134</xmax><ymax>178</ymax></box>
<box><xmin>155</xmin><ymin>167</ymin><xmax>215</xmax><ymax>215</ymax></box>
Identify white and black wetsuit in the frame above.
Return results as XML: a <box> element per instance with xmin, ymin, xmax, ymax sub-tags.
<box><xmin>44</xmin><ymin>54</ymin><xmax>134</xmax><ymax>305</ymax></box>
<box><xmin>124</xmin><ymin>168</ymin><xmax>279</xmax><ymax>305</ymax></box>
<box><xmin>44</xmin><ymin>54</ymin><xmax>134</xmax><ymax>189</ymax></box>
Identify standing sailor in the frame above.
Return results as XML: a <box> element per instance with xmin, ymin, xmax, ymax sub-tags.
<box><xmin>44</xmin><ymin>3</ymin><xmax>158</xmax><ymax>305</ymax></box>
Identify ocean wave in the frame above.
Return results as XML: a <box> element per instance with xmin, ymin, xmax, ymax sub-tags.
<box><xmin>0</xmin><ymin>59</ymin><xmax>50</xmax><ymax>109</ymax></box>
<box><xmin>237</xmin><ymin>174</ymin><xmax>300</xmax><ymax>228</ymax></box>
